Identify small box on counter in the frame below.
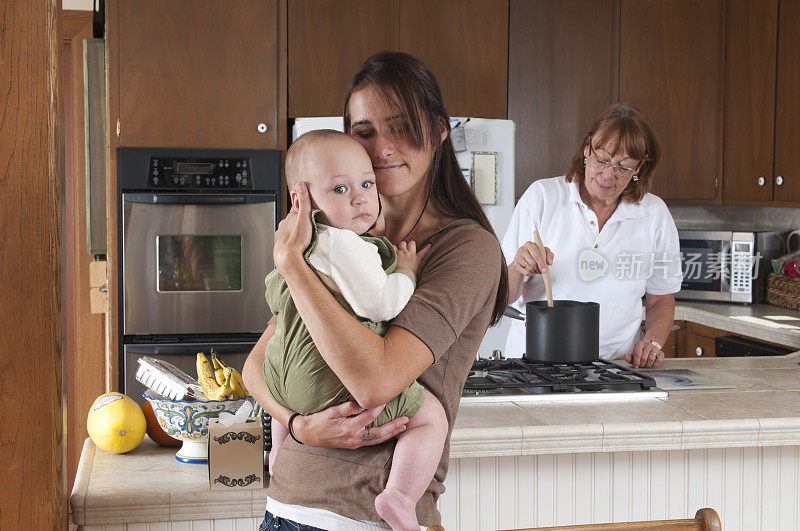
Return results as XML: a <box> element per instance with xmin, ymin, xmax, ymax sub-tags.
<box><xmin>207</xmin><ymin>418</ymin><xmax>265</xmax><ymax>491</ymax></box>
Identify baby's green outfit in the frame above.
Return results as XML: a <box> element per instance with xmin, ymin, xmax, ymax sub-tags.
<box><xmin>263</xmin><ymin>210</ymin><xmax>424</xmax><ymax>427</ymax></box>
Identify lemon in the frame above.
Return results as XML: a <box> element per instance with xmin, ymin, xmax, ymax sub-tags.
<box><xmin>87</xmin><ymin>393</ymin><xmax>146</xmax><ymax>453</ymax></box>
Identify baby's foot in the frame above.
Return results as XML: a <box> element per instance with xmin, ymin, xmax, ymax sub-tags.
<box><xmin>375</xmin><ymin>486</ymin><xmax>419</xmax><ymax>531</ymax></box>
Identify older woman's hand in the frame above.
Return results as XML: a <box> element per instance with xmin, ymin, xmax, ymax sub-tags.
<box><xmin>624</xmin><ymin>340</ymin><xmax>664</xmax><ymax>369</ymax></box>
<box><xmin>274</xmin><ymin>182</ymin><xmax>313</xmax><ymax>275</ymax></box>
<box><xmin>291</xmin><ymin>402</ymin><xmax>409</xmax><ymax>449</ymax></box>
<box><xmin>512</xmin><ymin>240</ymin><xmax>554</xmax><ymax>277</ymax></box>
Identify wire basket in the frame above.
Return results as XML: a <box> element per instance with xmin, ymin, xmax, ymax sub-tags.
<box><xmin>766</xmin><ymin>272</ymin><xmax>800</xmax><ymax>311</ymax></box>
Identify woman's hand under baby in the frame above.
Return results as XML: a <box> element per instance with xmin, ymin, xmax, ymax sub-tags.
<box><xmin>292</xmin><ymin>401</ymin><xmax>409</xmax><ymax>449</ymax></box>
<box><xmin>394</xmin><ymin>241</ymin><xmax>431</xmax><ymax>282</ymax></box>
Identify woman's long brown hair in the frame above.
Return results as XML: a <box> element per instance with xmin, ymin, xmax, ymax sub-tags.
<box><xmin>343</xmin><ymin>51</ymin><xmax>509</xmax><ymax>326</ymax></box>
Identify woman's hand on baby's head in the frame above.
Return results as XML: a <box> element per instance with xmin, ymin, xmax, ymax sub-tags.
<box><xmin>395</xmin><ymin>241</ymin><xmax>431</xmax><ymax>281</ymax></box>
<box><xmin>274</xmin><ymin>182</ymin><xmax>313</xmax><ymax>275</ymax></box>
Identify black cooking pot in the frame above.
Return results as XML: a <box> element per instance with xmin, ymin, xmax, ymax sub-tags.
<box><xmin>504</xmin><ymin>300</ymin><xmax>600</xmax><ymax>363</ymax></box>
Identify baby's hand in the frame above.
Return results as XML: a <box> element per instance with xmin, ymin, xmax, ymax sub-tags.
<box><xmin>394</xmin><ymin>241</ymin><xmax>430</xmax><ymax>282</ymax></box>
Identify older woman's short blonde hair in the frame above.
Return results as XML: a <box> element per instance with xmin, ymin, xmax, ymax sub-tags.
<box><xmin>565</xmin><ymin>103</ymin><xmax>660</xmax><ymax>203</ymax></box>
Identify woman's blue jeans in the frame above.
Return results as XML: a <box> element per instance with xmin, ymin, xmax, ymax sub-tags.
<box><xmin>259</xmin><ymin>510</ymin><xmax>327</xmax><ymax>531</ymax></box>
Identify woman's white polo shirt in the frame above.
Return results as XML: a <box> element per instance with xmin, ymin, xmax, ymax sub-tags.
<box><xmin>501</xmin><ymin>176</ymin><xmax>682</xmax><ymax>360</ymax></box>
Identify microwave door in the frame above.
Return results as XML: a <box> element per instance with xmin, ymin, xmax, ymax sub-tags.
<box><xmin>122</xmin><ymin>193</ymin><xmax>275</xmax><ymax>336</ymax></box>
<box><xmin>679</xmin><ymin>239</ymin><xmax>732</xmax><ymax>302</ymax></box>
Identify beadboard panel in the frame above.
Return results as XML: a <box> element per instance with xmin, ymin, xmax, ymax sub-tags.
<box><xmin>438</xmin><ymin>447</ymin><xmax>800</xmax><ymax>531</ymax></box>
<box><xmin>75</xmin><ymin>447</ymin><xmax>800</xmax><ymax>530</ymax></box>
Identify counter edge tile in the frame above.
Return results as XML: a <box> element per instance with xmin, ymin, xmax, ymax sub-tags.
<box><xmin>69</xmin><ymin>437</ymin><xmax>95</xmax><ymax>525</ymax></box>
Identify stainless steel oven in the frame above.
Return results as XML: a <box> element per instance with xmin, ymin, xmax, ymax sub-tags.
<box><xmin>122</xmin><ymin>193</ymin><xmax>274</xmax><ymax>335</ymax></box>
<box><xmin>117</xmin><ymin>148</ymin><xmax>281</xmax><ymax>395</ymax></box>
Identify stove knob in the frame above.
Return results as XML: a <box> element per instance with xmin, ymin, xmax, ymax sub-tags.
<box><xmin>695</xmin><ymin>347</ymin><xmax>704</xmax><ymax>356</ymax></box>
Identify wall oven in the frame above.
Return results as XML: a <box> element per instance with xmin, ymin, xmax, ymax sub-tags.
<box><xmin>677</xmin><ymin>230</ymin><xmax>787</xmax><ymax>303</ymax></box>
<box><xmin>117</xmin><ymin>148</ymin><xmax>281</xmax><ymax>403</ymax></box>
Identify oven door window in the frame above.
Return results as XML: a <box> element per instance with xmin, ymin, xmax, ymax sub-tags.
<box><xmin>680</xmin><ymin>239</ymin><xmax>729</xmax><ymax>292</ymax></box>
<box><xmin>157</xmin><ymin>235</ymin><xmax>242</xmax><ymax>292</ymax></box>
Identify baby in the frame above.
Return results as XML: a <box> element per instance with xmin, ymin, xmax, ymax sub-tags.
<box><xmin>263</xmin><ymin>129</ymin><xmax>447</xmax><ymax>530</ymax></box>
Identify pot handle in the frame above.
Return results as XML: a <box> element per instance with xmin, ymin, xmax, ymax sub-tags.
<box><xmin>503</xmin><ymin>306</ymin><xmax>525</xmax><ymax>321</ymax></box>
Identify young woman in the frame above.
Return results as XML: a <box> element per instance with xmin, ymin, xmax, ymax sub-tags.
<box><xmin>243</xmin><ymin>51</ymin><xmax>508</xmax><ymax>531</ymax></box>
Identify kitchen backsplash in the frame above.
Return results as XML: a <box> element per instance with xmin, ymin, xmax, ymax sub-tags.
<box><xmin>669</xmin><ymin>205</ymin><xmax>800</xmax><ymax>232</ymax></box>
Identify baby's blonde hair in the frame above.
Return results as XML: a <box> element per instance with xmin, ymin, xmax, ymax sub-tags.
<box><xmin>285</xmin><ymin>129</ymin><xmax>354</xmax><ymax>190</ymax></box>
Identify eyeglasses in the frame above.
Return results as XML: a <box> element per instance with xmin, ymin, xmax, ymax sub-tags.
<box><xmin>586</xmin><ymin>144</ymin><xmax>639</xmax><ymax>179</ymax></box>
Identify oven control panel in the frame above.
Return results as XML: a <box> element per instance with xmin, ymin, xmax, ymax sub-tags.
<box><xmin>148</xmin><ymin>157</ymin><xmax>253</xmax><ymax>189</ymax></box>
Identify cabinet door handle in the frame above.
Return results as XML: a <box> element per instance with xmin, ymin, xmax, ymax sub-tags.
<box><xmin>257</xmin><ymin>123</ymin><xmax>270</xmax><ymax>133</ymax></box>
<box><xmin>695</xmin><ymin>347</ymin><xmax>704</xmax><ymax>356</ymax></box>
<box><xmin>776</xmin><ymin>175</ymin><xmax>784</xmax><ymax>186</ymax></box>
<box><xmin>757</xmin><ymin>177</ymin><xmax>766</xmax><ymax>186</ymax></box>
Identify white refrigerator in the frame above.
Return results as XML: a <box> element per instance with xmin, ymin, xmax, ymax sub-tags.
<box><xmin>292</xmin><ymin>117</ymin><xmax>516</xmax><ymax>359</ymax></box>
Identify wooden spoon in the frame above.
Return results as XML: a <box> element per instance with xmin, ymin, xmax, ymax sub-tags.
<box><xmin>533</xmin><ymin>230</ymin><xmax>554</xmax><ymax>307</ymax></box>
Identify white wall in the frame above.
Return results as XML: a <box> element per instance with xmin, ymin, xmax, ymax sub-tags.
<box><xmin>63</xmin><ymin>0</ymin><xmax>92</xmax><ymax>10</ymax></box>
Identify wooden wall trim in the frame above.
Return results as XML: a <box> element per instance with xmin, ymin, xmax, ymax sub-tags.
<box><xmin>106</xmin><ymin>0</ymin><xmax>120</xmax><ymax>392</ymax></box>
<box><xmin>63</xmin><ymin>16</ymin><xmax>105</xmax><ymax>504</ymax></box>
<box><xmin>63</xmin><ymin>9</ymin><xmax>92</xmax><ymax>42</ymax></box>
<box><xmin>278</xmin><ymin>0</ymin><xmax>288</xmax><ymax>216</ymax></box>
<box><xmin>0</xmin><ymin>1</ymin><xmax>65</xmax><ymax>528</ymax></box>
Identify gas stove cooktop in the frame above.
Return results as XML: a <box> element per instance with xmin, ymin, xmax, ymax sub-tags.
<box><xmin>461</xmin><ymin>357</ymin><xmax>668</xmax><ymax>403</ymax></box>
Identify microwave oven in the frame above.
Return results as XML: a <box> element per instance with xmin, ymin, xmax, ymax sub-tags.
<box><xmin>677</xmin><ymin>230</ymin><xmax>787</xmax><ymax>303</ymax></box>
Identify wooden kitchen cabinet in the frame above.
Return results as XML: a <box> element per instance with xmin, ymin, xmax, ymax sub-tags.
<box><xmin>619</xmin><ymin>0</ymin><xmax>724</xmax><ymax>204</ymax></box>
<box><xmin>684</xmin><ymin>330</ymin><xmax>718</xmax><ymax>358</ymax></box>
<box><xmin>508</xmin><ymin>0</ymin><xmax>618</xmax><ymax>201</ymax></box>
<box><xmin>773</xmin><ymin>0</ymin><xmax>800</xmax><ymax>205</ymax></box>
<box><xmin>114</xmin><ymin>0</ymin><xmax>281</xmax><ymax>149</ymax></box>
<box><xmin>399</xmin><ymin>0</ymin><xmax>508</xmax><ymax>119</ymax></box>
<box><xmin>722</xmin><ymin>0</ymin><xmax>778</xmax><ymax>205</ymax></box>
<box><xmin>288</xmin><ymin>0</ymin><xmax>399</xmax><ymax>117</ymax></box>
<box><xmin>684</xmin><ymin>322</ymin><xmax>729</xmax><ymax>358</ymax></box>
<box><xmin>287</xmin><ymin>0</ymin><xmax>508</xmax><ymax>119</ymax></box>
<box><xmin>723</xmin><ymin>0</ymin><xmax>800</xmax><ymax>206</ymax></box>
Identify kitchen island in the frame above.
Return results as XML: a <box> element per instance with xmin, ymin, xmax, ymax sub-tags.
<box><xmin>71</xmin><ymin>303</ymin><xmax>800</xmax><ymax>531</ymax></box>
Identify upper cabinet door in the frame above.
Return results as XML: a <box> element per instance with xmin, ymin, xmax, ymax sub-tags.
<box><xmin>117</xmin><ymin>0</ymin><xmax>279</xmax><ymax>149</ymax></box>
<box><xmin>399</xmin><ymin>0</ymin><xmax>508</xmax><ymax>119</ymax></box>
<box><xmin>620</xmin><ymin>0</ymin><xmax>724</xmax><ymax>203</ymax></box>
<box><xmin>722</xmin><ymin>0</ymin><xmax>778</xmax><ymax>204</ymax></box>
<box><xmin>508</xmin><ymin>0</ymin><xmax>618</xmax><ymax>201</ymax></box>
<box><xmin>774</xmin><ymin>0</ymin><xmax>800</xmax><ymax>204</ymax></box>
<box><xmin>288</xmin><ymin>0</ymin><xmax>399</xmax><ymax>117</ymax></box>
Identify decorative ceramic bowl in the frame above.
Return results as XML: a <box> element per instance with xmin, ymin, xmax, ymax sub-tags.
<box><xmin>143</xmin><ymin>390</ymin><xmax>247</xmax><ymax>464</ymax></box>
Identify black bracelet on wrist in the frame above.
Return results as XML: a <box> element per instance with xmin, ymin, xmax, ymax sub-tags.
<box><xmin>287</xmin><ymin>412</ymin><xmax>304</xmax><ymax>445</ymax></box>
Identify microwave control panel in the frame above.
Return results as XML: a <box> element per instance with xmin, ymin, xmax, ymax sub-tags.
<box><xmin>730</xmin><ymin>241</ymin><xmax>753</xmax><ymax>294</ymax></box>
<box><xmin>148</xmin><ymin>157</ymin><xmax>253</xmax><ymax>190</ymax></box>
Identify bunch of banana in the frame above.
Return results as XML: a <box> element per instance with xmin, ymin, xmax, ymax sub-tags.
<box><xmin>196</xmin><ymin>350</ymin><xmax>249</xmax><ymax>400</ymax></box>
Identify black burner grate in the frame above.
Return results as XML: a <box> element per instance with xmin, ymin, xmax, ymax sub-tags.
<box><xmin>463</xmin><ymin>358</ymin><xmax>658</xmax><ymax>395</ymax></box>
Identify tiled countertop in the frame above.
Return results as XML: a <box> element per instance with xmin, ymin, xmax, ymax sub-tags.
<box><xmin>674</xmin><ymin>301</ymin><xmax>800</xmax><ymax>348</ymax></box>
<box><xmin>450</xmin><ymin>302</ymin><xmax>800</xmax><ymax>458</ymax></box>
<box><xmin>71</xmin><ymin>302</ymin><xmax>800</xmax><ymax>526</ymax></box>
<box><xmin>71</xmin><ymin>437</ymin><xmax>269</xmax><ymax>525</ymax></box>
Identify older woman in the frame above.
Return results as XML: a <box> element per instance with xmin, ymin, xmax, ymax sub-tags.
<box><xmin>503</xmin><ymin>103</ymin><xmax>681</xmax><ymax>368</ymax></box>
<box><xmin>243</xmin><ymin>51</ymin><xmax>507</xmax><ymax>530</ymax></box>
